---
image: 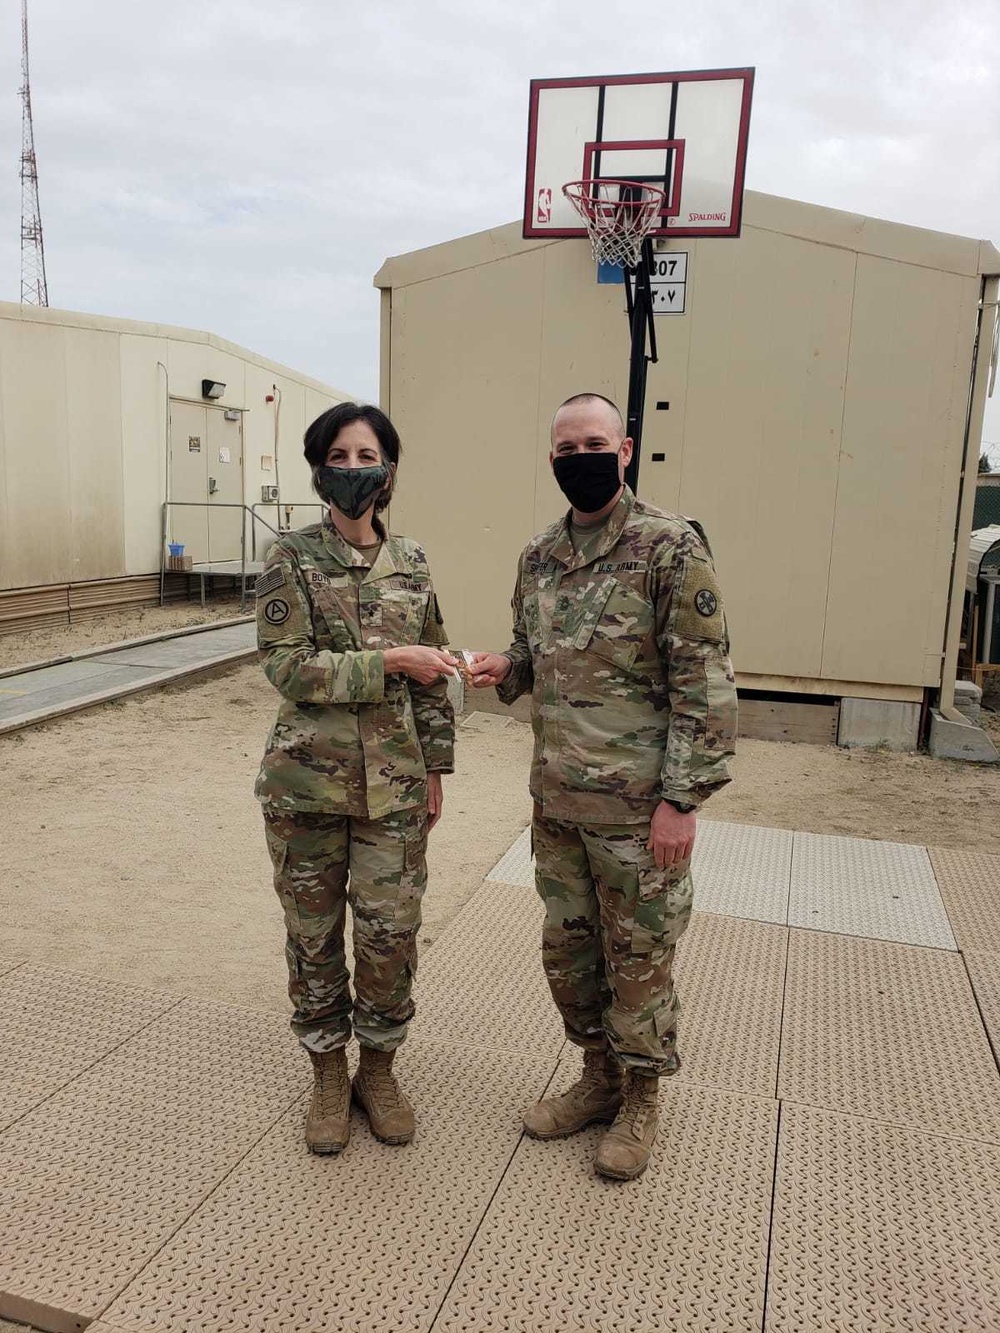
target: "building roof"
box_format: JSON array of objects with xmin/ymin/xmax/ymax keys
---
[
  {"xmin": 374, "ymin": 190, "xmax": 1000, "ymax": 291},
  {"xmin": 968, "ymin": 526, "xmax": 1000, "ymax": 590},
  {"xmin": 0, "ymin": 301, "xmax": 350, "ymax": 400}
]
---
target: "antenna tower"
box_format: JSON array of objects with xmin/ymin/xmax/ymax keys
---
[{"xmin": 19, "ymin": 0, "xmax": 48, "ymax": 306}]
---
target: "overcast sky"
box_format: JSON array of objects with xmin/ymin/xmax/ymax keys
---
[{"xmin": 1, "ymin": 0, "xmax": 998, "ymax": 458}]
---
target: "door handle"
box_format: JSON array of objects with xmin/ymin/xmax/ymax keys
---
[{"xmin": 208, "ymin": 477, "xmax": 219, "ymax": 495}]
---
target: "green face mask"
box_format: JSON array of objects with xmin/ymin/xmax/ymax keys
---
[{"xmin": 315, "ymin": 465, "xmax": 389, "ymax": 520}]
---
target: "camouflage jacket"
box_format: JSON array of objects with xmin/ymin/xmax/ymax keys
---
[
  {"xmin": 497, "ymin": 487, "xmax": 736, "ymax": 822},
  {"xmin": 254, "ymin": 517, "xmax": 455, "ymax": 818}
]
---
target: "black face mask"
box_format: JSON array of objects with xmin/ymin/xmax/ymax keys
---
[
  {"xmin": 315, "ymin": 465, "xmax": 389, "ymax": 520},
  {"xmin": 551, "ymin": 451, "xmax": 622, "ymax": 514}
]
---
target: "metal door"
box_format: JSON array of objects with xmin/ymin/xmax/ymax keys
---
[
  {"xmin": 168, "ymin": 401, "xmax": 210, "ymax": 562},
  {"xmin": 206, "ymin": 410, "xmax": 244, "ymax": 561}
]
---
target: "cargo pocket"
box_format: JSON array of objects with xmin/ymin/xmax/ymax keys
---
[
  {"xmin": 264, "ymin": 824, "xmax": 289, "ymax": 874},
  {"xmin": 379, "ymin": 589, "xmax": 428, "ymax": 646},
  {"xmin": 264, "ymin": 824, "xmax": 304, "ymax": 933},
  {"xmin": 631, "ymin": 856, "xmax": 692, "ymax": 955},
  {"xmin": 394, "ymin": 817, "xmax": 428, "ymax": 930},
  {"xmin": 576, "ymin": 577, "xmax": 653, "ymax": 672}
]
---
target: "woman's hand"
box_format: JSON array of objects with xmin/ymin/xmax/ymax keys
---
[
  {"xmin": 468, "ymin": 652, "xmax": 512, "ymax": 688},
  {"xmin": 427, "ymin": 772, "xmax": 444, "ymax": 831},
  {"xmin": 383, "ymin": 646, "xmax": 458, "ymax": 685}
]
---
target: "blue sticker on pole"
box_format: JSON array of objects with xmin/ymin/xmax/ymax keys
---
[{"xmin": 597, "ymin": 261, "xmax": 624, "ymax": 285}]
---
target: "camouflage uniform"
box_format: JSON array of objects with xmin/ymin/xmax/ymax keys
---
[
  {"xmin": 255, "ymin": 515, "xmax": 454, "ymax": 1054},
  {"xmin": 498, "ymin": 487, "xmax": 737, "ymax": 1074}
]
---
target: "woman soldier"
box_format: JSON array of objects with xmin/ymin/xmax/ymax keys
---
[{"xmin": 255, "ymin": 403, "xmax": 456, "ymax": 1154}]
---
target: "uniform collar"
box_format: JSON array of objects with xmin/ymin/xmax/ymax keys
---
[
  {"xmin": 320, "ymin": 514, "xmax": 414, "ymax": 582},
  {"xmin": 548, "ymin": 487, "xmax": 636, "ymax": 570}
]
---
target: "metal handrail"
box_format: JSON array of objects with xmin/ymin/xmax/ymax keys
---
[
  {"xmin": 159, "ymin": 501, "xmax": 326, "ymax": 610},
  {"xmin": 159, "ymin": 501, "xmax": 278, "ymax": 612},
  {"xmin": 249, "ymin": 502, "xmax": 325, "ymax": 558}
]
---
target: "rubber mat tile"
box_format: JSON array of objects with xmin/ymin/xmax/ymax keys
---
[
  {"xmin": 100, "ymin": 1037, "xmax": 556, "ymax": 1333},
  {"xmin": 766, "ymin": 1102, "xmax": 1000, "ymax": 1332},
  {"xmin": 0, "ymin": 661, "xmax": 150, "ymax": 723},
  {"xmin": 423, "ymin": 874, "xmax": 541, "ymax": 959},
  {"xmin": 0, "ymin": 966, "xmax": 180, "ymax": 1133},
  {"xmin": 778, "ymin": 930, "xmax": 1000, "ymax": 1143},
  {"xmin": 673, "ymin": 913, "xmax": 788, "ymax": 1098},
  {"xmin": 0, "ymin": 996, "xmax": 306, "ymax": 1332},
  {"xmin": 964, "ymin": 950, "xmax": 1000, "ymax": 1064},
  {"xmin": 417, "ymin": 879, "xmax": 563, "ymax": 1057},
  {"xmin": 485, "ymin": 826, "xmax": 534, "ymax": 887},
  {"xmin": 929, "ymin": 847, "xmax": 1000, "ymax": 952},
  {"xmin": 434, "ymin": 1081, "xmax": 777, "ymax": 1333},
  {"xmin": 789, "ymin": 831, "xmax": 956, "ymax": 949},
  {"xmin": 692, "ymin": 820, "xmax": 792, "ymax": 925},
  {"xmin": 89, "ymin": 623, "xmax": 256, "ymax": 669}
]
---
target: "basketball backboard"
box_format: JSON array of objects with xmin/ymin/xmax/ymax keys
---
[{"xmin": 523, "ymin": 68, "xmax": 754, "ymax": 240}]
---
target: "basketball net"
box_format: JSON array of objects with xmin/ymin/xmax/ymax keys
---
[{"xmin": 562, "ymin": 179, "xmax": 666, "ymax": 269}]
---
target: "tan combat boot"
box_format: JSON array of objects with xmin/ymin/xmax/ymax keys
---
[
  {"xmin": 352, "ymin": 1046, "xmax": 415, "ymax": 1144},
  {"xmin": 305, "ymin": 1048, "xmax": 351, "ymax": 1155},
  {"xmin": 522, "ymin": 1048, "xmax": 623, "ymax": 1140},
  {"xmin": 594, "ymin": 1070, "xmax": 660, "ymax": 1180}
]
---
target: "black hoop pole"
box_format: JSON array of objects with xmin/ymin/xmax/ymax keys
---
[{"xmin": 624, "ymin": 236, "xmax": 658, "ymax": 495}]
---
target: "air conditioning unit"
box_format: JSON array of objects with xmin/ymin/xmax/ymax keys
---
[{"xmin": 261, "ymin": 485, "xmax": 279, "ymax": 502}]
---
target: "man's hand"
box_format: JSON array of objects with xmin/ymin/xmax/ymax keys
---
[
  {"xmin": 647, "ymin": 800, "xmax": 696, "ymax": 870},
  {"xmin": 427, "ymin": 772, "xmax": 444, "ymax": 831},
  {"xmin": 468, "ymin": 652, "xmax": 512, "ymax": 688},
  {"xmin": 383, "ymin": 646, "xmax": 457, "ymax": 685}
]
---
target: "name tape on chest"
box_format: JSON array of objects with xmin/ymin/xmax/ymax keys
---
[
  {"xmin": 384, "ymin": 574, "xmax": 427, "ymax": 591},
  {"xmin": 526, "ymin": 557, "xmax": 558, "ymax": 576},
  {"xmin": 595, "ymin": 560, "xmax": 646, "ymax": 575},
  {"xmin": 255, "ymin": 565, "xmax": 286, "ymax": 598}
]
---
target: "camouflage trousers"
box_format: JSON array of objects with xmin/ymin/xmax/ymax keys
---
[
  {"xmin": 532, "ymin": 812, "xmax": 694, "ymax": 1076},
  {"xmin": 263, "ymin": 806, "xmax": 428, "ymax": 1055}
]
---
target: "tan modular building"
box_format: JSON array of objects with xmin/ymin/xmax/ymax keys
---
[
  {"xmin": 375, "ymin": 191, "xmax": 1000, "ymax": 751},
  {"xmin": 0, "ymin": 302, "xmax": 350, "ymax": 631}
]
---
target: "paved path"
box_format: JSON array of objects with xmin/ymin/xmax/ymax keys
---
[
  {"xmin": 1, "ymin": 821, "xmax": 999, "ymax": 1331},
  {"xmin": 0, "ymin": 620, "xmax": 256, "ymax": 734}
]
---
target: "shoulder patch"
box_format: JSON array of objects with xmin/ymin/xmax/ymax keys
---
[
  {"xmin": 255, "ymin": 565, "xmax": 287, "ymax": 598},
  {"xmin": 672, "ymin": 555, "xmax": 726, "ymax": 643},
  {"xmin": 262, "ymin": 597, "xmax": 291, "ymax": 626}
]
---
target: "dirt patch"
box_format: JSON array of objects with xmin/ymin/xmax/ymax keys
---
[
  {"xmin": 2, "ymin": 662, "xmax": 998, "ymax": 1023},
  {"xmin": 710, "ymin": 734, "xmax": 1000, "ymax": 850},
  {"xmin": 0, "ymin": 597, "xmax": 246, "ymax": 671},
  {"xmin": 0, "ymin": 670, "xmax": 532, "ymax": 1016}
]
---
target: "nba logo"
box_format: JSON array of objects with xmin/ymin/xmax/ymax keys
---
[{"xmin": 536, "ymin": 188, "xmax": 552, "ymax": 224}]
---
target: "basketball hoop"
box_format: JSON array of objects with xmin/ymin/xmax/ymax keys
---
[{"xmin": 562, "ymin": 179, "xmax": 666, "ymax": 269}]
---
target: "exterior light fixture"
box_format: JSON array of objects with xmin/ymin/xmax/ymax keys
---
[{"xmin": 201, "ymin": 379, "xmax": 226, "ymax": 400}]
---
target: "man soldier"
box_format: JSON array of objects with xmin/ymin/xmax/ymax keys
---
[{"xmin": 471, "ymin": 393, "xmax": 737, "ymax": 1180}]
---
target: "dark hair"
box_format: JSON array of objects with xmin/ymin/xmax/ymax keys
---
[{"xmin": 304, "ymin": 402, "xmax": 402, "ymax": 529}]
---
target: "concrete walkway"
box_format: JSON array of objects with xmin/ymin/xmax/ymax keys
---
[
  {"xmin": 0, "ymin": 620, "xmax": 256, "ymax": 734},
  {"xmin": 1, "ymin": 821, "xmax": 999, "ymax": 1331}
]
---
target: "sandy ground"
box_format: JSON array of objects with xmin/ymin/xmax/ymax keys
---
[
  {"xmin": 2, "ymin": 602, "xmax": 999, "ymax": 1022},
  {"xmin": 0, "ymin": 666, "xmax": 533, "ymax": 1016},
  {"xmin": 0, "ymin": 597, "xmax": 247, "ymax": 671}
]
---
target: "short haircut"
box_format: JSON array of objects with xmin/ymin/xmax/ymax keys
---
[{"xmin": 552, "ymin": 392, "xmax": 625, "ymax": 438}]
